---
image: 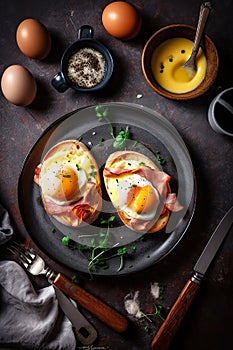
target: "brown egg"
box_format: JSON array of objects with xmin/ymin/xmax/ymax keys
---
[
  {"xmin": 16, "ymin": 18, "xmax": 51, "ymax": 59},
  {"xmin": 102, "ymin": 1, "xmax": 142, "ymax": 40},
  {"xmin": 1, "ymin": 65, "xmax": 37, "ymax": 106}
]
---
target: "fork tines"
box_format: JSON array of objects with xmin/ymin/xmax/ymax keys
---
[{"xmin": 8, "ymin": 241, "xmax": 35, "ymax": 266}]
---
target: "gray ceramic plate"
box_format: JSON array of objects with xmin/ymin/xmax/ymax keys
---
[{"xmin": 18, "ymin": 102, "xmax": 196, "ymax": 276}]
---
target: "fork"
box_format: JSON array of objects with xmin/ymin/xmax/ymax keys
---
[{"xmin": 8, "ymin": 242, "xmax": 128, "ymax": 333}]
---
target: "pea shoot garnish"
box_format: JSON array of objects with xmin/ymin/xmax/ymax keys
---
[
  {"xmin": 95, "ymin": 105, "xmax": 114, "ymax": 138},
  {"xmin": 113, "ymin": 127, "xmax": 130, "ymax": 149},
  {"xmin": 140, "ymin": 304, "xmax": 165, "ymax": 321},
  {"xmin": 124, "ymin": 288, "xmax": 165, "ymax": 334},
  {"xmin": 60, "ymin": 215, "xmax": 137, "ymax": 279},
  {"xmin": 95, "ymin": 105, "xmax": 131, "ymax": 149},
  {"xmin": 116, "ymin": 246, "xmax": 128, "ymax": 271}
]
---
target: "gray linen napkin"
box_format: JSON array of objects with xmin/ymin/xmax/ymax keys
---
[{"xmin": 0, "ymin": 204, "xmax": 76, "ymax": 350}]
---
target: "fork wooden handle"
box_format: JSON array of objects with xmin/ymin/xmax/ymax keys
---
[{"xmin": 53, "ymin": 273, "xmax": 128, "ymax": 333}]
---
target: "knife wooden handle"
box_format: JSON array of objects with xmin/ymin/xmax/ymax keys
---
[
  {"xmin": 53, "ymin": 273, "xmax": 128, "ymax": 333},
  {"xmin": 151, "ymin": 279, "xmax": 200, "ymax": 350}
]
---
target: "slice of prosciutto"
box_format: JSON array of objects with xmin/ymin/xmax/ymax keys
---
[{"xmin": 104, "ymin": 165, "xmax": 182, "ymax": 213}]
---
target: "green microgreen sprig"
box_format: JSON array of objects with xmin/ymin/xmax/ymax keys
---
[
  {"xmin": 95, "ymin": 105, "xmax": 130, "ymax": 150},
  {"xmin": 95, "ymin": 106, "xmax": 114, "ymax": 138},
  {"xmin": 155, "ymin": 150, "xmax": 166, "ymax": 166},
  {"xmin": 113, "ymin": 127, "xmax": 130, "ymax": 149},
  {"xmin": 61, "ymin": 215, "xmax": 135, "ymax": 279},
  {"xmin": 140, "ymin": 304, "xmax": 165, "ymax": 322}
]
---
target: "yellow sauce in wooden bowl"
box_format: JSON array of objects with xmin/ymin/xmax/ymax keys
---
[{"xmin": 151, "ymin": 37, "xmax": 207, "ymax": 94}]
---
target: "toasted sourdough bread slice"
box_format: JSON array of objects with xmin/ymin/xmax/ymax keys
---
[
  {"xmin": 34, "ymin": 140, "xmax": 102, "ymax": 227},
  {"xmin": 103, "ymin": 151, "xmax": 170, "ymax": 233}
]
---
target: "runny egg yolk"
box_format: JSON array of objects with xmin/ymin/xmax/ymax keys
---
[
  {"xmin": 55, "ymin": 165, "xmax": 78, "ymax": 201},
  {"xmin": 128, "ymin": 184, "xmax": 156, "ymax": 214}
]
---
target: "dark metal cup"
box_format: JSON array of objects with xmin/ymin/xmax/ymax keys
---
[{"xmin": 52, "ymin": 25, "xmax": 114, "ymax": 93}]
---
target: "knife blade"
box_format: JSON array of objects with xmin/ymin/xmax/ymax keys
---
[
  {"xmin": 55, "ymin": 287, "xmax": 98, "ymax": 345},
  {"xmin": 151, "ymin": 206, "xmax": 233, "ymax": 350},
  {"xmin": 193, "ymin": 206, "xmax": 233, "ymax": 282}
]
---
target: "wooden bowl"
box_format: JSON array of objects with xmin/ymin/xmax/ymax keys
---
[{"xmin": 142, "ymin": 24, "xmax": 219, "ymax": 100}]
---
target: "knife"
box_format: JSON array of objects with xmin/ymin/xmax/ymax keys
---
[
  {"xmin": 151, "ymin": 206, "xmax": 233, "ymax": 350},
  {"xmin": 55, "ymin": 287, "xmax": 98, "ymax": 345}
]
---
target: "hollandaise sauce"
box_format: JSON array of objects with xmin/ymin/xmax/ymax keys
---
[{"xmin": 151, "ymin": 37, "xmax": 207, "ymax": 94}]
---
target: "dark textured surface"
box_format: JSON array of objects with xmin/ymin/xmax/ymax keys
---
[{"xmin": 0, "ymin": 1, "xmax": 233, "ymax": 349}]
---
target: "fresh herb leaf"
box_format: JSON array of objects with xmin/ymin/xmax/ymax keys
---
[
  {"xmin": 116, "ymin": 247, "xmax": 127, "ymax": 271},
  {"xmin": 90, "ymin": 238, "xmax": 95, "ymax": 247},
  {"xmin": 117, "ymin": 247, "xmax": 127, "ymax": 256},
  {"xmin": 71, "ymin": 275, "xmax": 79, "ymax": 284},
  {"xmin": 62, "ymin": 236, "xmax": 70, "ymax": 246},
  {"xmin": 100, "ymin": 215, "xmax": 115, "ymax": 225},
  {"xmin": 153, "ymin": 304, "xmax": 165, "ymax": 320},
  {"xmin": 109, "ymin": 123, "xmax": 115, "ymax": 138},
  {"xmin": 144, "ymin": 325, "xmax": 150, "ymax": 333},
  {"xmin": 99, "ymin": 230, "xmax": 106, "ymax": 238},
  {"xmin": 156, "ymin": 151, "xmax": 166, "ymax": 165},
  {"xmin": 96, "ymin": 105, "xmax": 114, "ymax": 135},
  {"xmin": 159, "ymin": 284, "xmax": 165, "ymax": 300},
  {"xmin": 61, "ymin": 216, "xmax": 129, "ymax": 278},
  {"xmin": 131, "ymin": 246, "xmax": 136, "ymax": 253},
  {"xmin": 113, "ymin": 127, "xmax": 130, "ymax": 149},
  {"xmin": 140, "ymin": 304, "xmax": 165, "ymax": 322},
  {"xmin": 95, "ymin": 105, "xmax": 109, "ymax": 120},
  {"xmin": 95, "ymin": 106, "xmax": 131, "ymax": 148}
]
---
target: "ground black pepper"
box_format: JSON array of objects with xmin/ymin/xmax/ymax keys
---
[{"xmin": 66, "ymin": 48, "xmax": 106, "ymax": 88}]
